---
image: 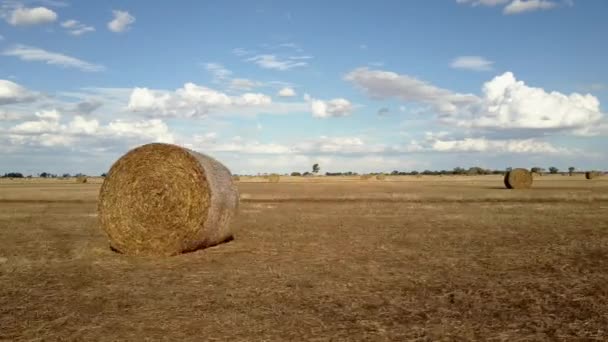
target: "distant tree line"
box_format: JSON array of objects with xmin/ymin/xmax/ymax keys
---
[{"xmin": 1, "ymin": 172, "xmax": 105, "ymax": 178}]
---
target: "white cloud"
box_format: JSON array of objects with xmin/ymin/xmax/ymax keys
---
[
  {"xmin": 246, "ymin": 54, "xmax": 307, "ymax": 70},
  {"xmin": 2, "ymin": 45, "xmax": 105, "ymax": 72},
  {"xmin": 127, "ymin": 82, "xmax": 272, "ymax": 117},
  {"xmin": 347, "ymin": 67, "xmax": 604, "ymax": 134},
  {"xmin": 8, "ymin": 110, "xmax": 174, "ymax": 147},
  {"xmin": 105, "ymin": 119, "xmax": 173, "ymax": 143},
  {"xmin": 430, "ymin": 137, "xmax": 573, "ymax": 155},
  {"xmin": 0, "ymin": 79, "xmax": 38, "ymax": 104},
  {"xmin": 456, "ymin": 0, "xmax": 510, "ymax": 6},
  {"xmin": 345, "ymin": 67, "xmax": 477, "ymax": 114},
  {"xmin": 310, "ymin": 98, "xmax": 353, "ymax": 118},
  {"xmin": 457, "ymin": 0, "xmax": 559, "ymax": 14},
  {"xmin": 450, "ymin": 56, "xmax": 494, "ymax": 71},
  {"xmin": 293, "ymin": 136, "xmax": 385, "ymax": 154},
  {"xmin": 107, "ymin": 10, "xmax": 135, "ymax": 33},
  {"xmin": 229, "ymin": 78, "xmax": 262, "ymax": 91},
  {"xmin": 189, "ymin": 134, "xmax": 290, "ymax": 154},
  {"xmin": 35, "ymin": 109, "xmax": 60, "ymax": 121},
  {"xmin": 453, "ymin": 72, "xmax": 603, "ymax": 132},
  {"xmin": 504, "ymin": 0, "xmax": 557, "ymax": 14},
  {"xmin": 278, "ymin": 87, "xmax": 296, "ymax": 97},
  {"xmin": 8, "ymin": 6, "xmax": 57, "ymax": 26},
  {"xmin": 204, "ymin": 63, "xmax": 232, "ymax": 82},
  {"xmin": 61, "ymin": 19, "xmax": 95, "ymax": 36}
]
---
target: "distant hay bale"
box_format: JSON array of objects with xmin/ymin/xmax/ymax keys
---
[
  {"xmin": 375, "ymin": 174, "xmax": 386, "ymax": 181},
  {"xmin": 360, "ymin": 174, "xmax": 372, "ymax": 180},
  {"xmin": 586, "ymin": 171, "xmax": 601, "ymax": 180},
  {"xmin": 233, "ymin": 175, "xmax": 240, "ymax": 182},
  {"xmin": 76, "ymin": 176, "xmax": 87, "ymax": 183},
  {"xmin": 98, "ymin": 143, "xmax": 239, "ymax": 256},
  {"xmin": 504, "ymin": 168, "xmax": 533, "ymax": 189},
  {"xmin": 268, "ymin": 174, "xmax": 280, "ymax": 183}
]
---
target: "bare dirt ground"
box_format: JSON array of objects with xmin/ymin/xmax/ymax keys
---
[{"xmin": 1, "ymin": 175, "xmax": 607, "ymax": 341}]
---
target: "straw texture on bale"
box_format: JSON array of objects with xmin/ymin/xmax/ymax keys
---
[
  {"xmin": 586, "ymin": 171, "xmax": 601, "ymax": 180},
  {"xmin": 504, "ymin": 168, "xmax": 533, "ymax": 189},
  {"xmin": 98, "ymin": 143, "xmax": 239, "ymax": 256}
]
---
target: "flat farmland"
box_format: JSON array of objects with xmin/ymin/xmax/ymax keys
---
[{"xmin": 1, "ymin": 175, "xmax": 607, "ymax": 341}]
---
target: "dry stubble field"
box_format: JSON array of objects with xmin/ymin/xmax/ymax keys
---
[{"xmin": 1, "ymin": 175, "xmax": 607, "ymax": 341}]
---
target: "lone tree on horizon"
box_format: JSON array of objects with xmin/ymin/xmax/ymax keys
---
[
  {"xmin": 312, "ymin": 163, "xmax": 320, "ymax": 174},
  {"xmin": 549, "ymin": 167, "xmax": 559, "ymax": 174},
  {"xmin": 568, "ymin": 166, "xmax": 575, "ymax": 176}
]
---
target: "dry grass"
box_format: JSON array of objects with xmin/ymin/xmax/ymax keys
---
[{"xmin": 1, "ymin": 175, "xmax": 607, "ymax": 340}]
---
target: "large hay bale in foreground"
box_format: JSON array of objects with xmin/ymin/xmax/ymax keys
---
[
  {"xmin": 504, "ymin": 168, "xmax": 533, "ymax": 189},
  {"xmin": 586, "ymin": 171, "xmax": 601, "ymax": 180},
  {"xmin": 98, "ymin": 143, "xmax": 239, "ymax": 256}
]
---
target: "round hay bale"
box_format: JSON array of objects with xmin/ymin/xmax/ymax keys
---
[
  {"xmin": 375, "ymin": 174, "xmax": 386, "ymax": 181},
  {"xmin": 504, "ymin": 168, "xmax": 533, "ymax": 189},
  {"xmin": 76, "ymin": 176, "xmax": 87, "ymax": 183},
  {"xmin": 360, "ymin": 174, "xmax": 372, "ymax": 180},
  {"xmin": 586, "ymin": 171, "xmax": 601, "ymax": 180},
  {"xmin": 98, "ymin": 143, "xmax": 239, "ymax": 256},
  {"xmin": 268, "ymin": 174, "xmax": 280, "ymax": 183}
]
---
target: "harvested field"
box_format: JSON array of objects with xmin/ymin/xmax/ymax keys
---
[{"xmin": 1, "ymin": 175, "xmax": 608, "ymax": 340}]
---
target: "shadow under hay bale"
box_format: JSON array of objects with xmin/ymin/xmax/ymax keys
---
[
  {"xmin": 504, "ymin": 168, "xmax": 533, "ymax": 189},
  {"xmin": 98, "ymin": 143, "xmax": 239, "ymax": 257}
]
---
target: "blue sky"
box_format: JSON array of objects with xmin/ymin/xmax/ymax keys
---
[{"xmin": 1, "ymin": 0, "xmax": 606, "ymax": 175}]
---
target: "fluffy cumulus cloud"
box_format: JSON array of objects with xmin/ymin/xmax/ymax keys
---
[
  {"xmin": 450, "ymin": 56, "xmax": 494, "ymax": 71},
  {"xmin": 0, "ymin": 80, "xmax": 39, "ymax": 105},
  {"xmin": 2, "ymin": 45, "xmax": 105, "ymax": 72},
  {"xmin": 61, "ymin": 19, "xmax": 95, "ymax": 36},
  {"xmin": 6, "ymin": 108, "xmax": 174, "ymax": 148},
  {"xmin": 127, "ymin": 82, "xmax": 272, "ymax": 117},
  {"xmin": 455, "ymin": 72, "xmax": 603, "ymax": 132},
  {"xmin": 310, "ymin": 98, "xmax": 353, "ymax": 118},
  {"xmin": 108, "ymin": 10, "xmax": 135, "ymax": 33},
  {"xmin": 278, "ymin": 87, "xmax": 296, "ymax": 97},
  {"xmin": 347, "ymin": 68, "xmax": 604, "ymax": 134},
  {"xmin": 8, "ymin": 6, "xmax": 57, "ymax": 26}
]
